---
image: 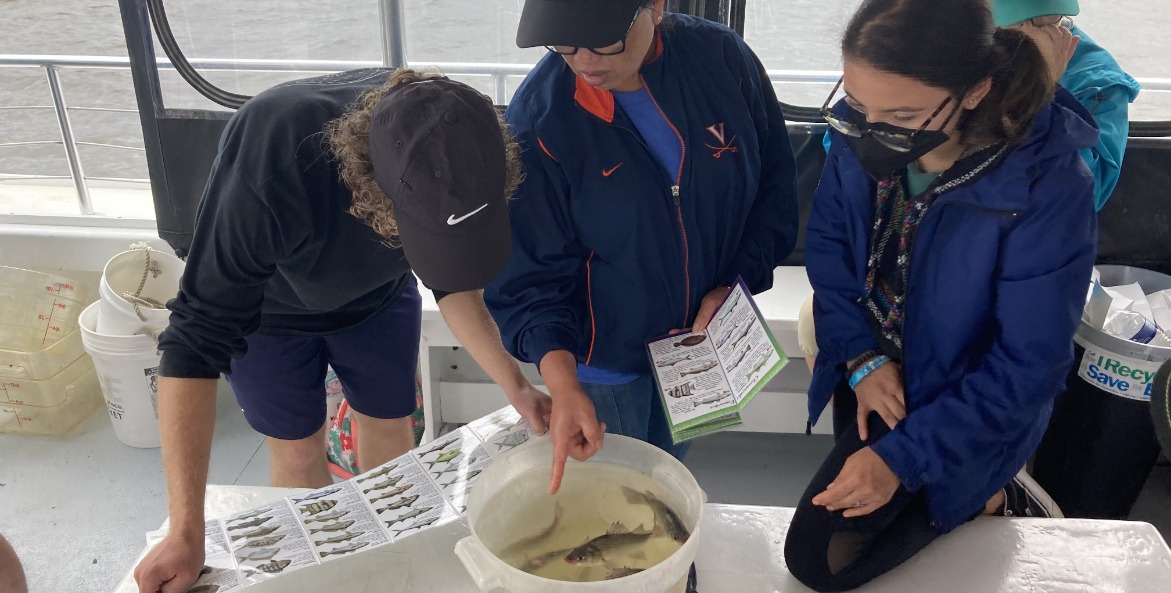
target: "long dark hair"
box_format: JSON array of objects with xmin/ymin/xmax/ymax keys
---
[{"xmin": 842, "ymin": 0, "xmax": 1054, "ymax": 145}]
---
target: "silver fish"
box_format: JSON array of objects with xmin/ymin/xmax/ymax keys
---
[
  {"xmin": 747, "ymin": 352, "xmax": 770, "ymax": 377},
  {"xmin": 383, "ymin": 506, "xmax": 433, "ymax": 527},
  {"xmin": 227, "ymin": 516, "xmax": 272, "ymax": 530},
  {"xmin": 520, "ymin": 547, "xmax": 574, "ymax": 574},
  {"xmin": 656, "ymin": 353, "xmax": 693, "ymax": 367},
  {"xmin": 309, "ymin": 519, "xmax": 355, "ymax": 534},
  {"xmin": 606, "ymin": 566, "xmax": 646, "ymax": 580},
  {"xmin": 230, "ymin": 525, "xmax": 279, "ymax": 541},
  {"xmin": 299, "ymin": 499, "xmax": 338, "ymax": 515},
  {"xmin": 495, "ymin": 431, "xmax": 529, "ymax": 451},
  {"xmin": 393, "ymin": 516, "xmax": 440, "ymax": 537},
  {"xmin": 357, "ymin": 463, "xmax": 399, "ymax": 482},
  {"xmin": 241, "ymin": 534, "xmax": 286, "ymax": 548},
  {"xmin": 499, "ymin": 503, "xmax": 563, "ymax": 559},
  {"xmin": 253, "ymin": 559, "xmax": 291, "ymax": 574},
  {"xmin": 622, "ymin": 487, "xmax": 691, "ymax": 543},
  {"xmin": 294, "ymin": 486, "xmax": 341, "ymax": 502},
  {"xmin": 377, "ymin": 493, "xmax": 420, "ymax": 513},
  {"xmin": 715, "ymin": 318, "xmax": 748, "ymax": 349},
  {"xmin": 306, "ymin": 508, "xmax": 351, "ymax": 523},
  {"xmin": 361, "ymin": 474, "xmax": 404, "ymax": 493},
  {"xmin": 678, "ymin": 360, "xmax": 718, "ymax": 377},
  {"xmin": 236, "ymin": 547, "xmax": 280, "ymax": 562},
  {"xmin": 185, "ymin": 585, "xmax": 220, "ymax": 593},
  {"xmin": 691, "ymin": 391, "xmax": 733, "ymax": 408},
  {"xmin": 320, "ymin": 541, "xmax": 370, "ymax": 558},
  {"xmin": 369, "ymin": 484, "xmax": 413, "ymax": 503},
  {"xmin": 564, "ymin": 523, "xmax": 654, "ymax": 566},
  {"xmin": 318, "ymin": 530, "xmax": 363, "ymax": 545},
  {"xmin": 713, "ymin": 291, "xmax": 741, "ymax": 326}
]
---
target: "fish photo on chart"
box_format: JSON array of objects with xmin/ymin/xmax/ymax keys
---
[
  {"xmin": 306, "ymin": 508, "xmax": 351, "ymax": 523},
  {"xmin": 309, "ymin": 519, "xmax": 355, "ymax": 534},
  {"xmin": 230, "ymin": 525, "xmax": 279, "ymax": 541},
  {"xmin": 673, "ymin": 334, "xmax": 707, "ymax": 348},
  {"xmin": 656, "ymin": 352, "xmax": 693, "ymax": 367},
  {"xmin": 233, "ymin": 508, "xmax": 269, "ymax": 520},
  {"xmin": 392, "ymin": 516, "xmax": 441, "ymax": 537},
  {"xmin": 361, "ymin": 474, "xmax": 404, "ymax": 493},
  {"xmin": 184, "ymin": 585, "xmax": 220, "ymax": 593},
  {"xmin": 440, "ymin": 469, "xmax": 481, "ymax": 488},
  {"xmin": 383, "ymin": 506, "xmax": 434, "ymax": 527},
  {"xmin": 678, "ymin": 360, "xmax": 717, "ymax": 377},
  {"xmin": 666, "ymin": 382, "xmax": 697, "ymax": 399},
  {"xmin": 424, "ymin": 448, "xmax": 462, "ymax": 469},
  {"xmin": 226, "ymin": 516, "xmax": 272, "ymax": 530},
  {"xmin": 494, "ymin": 430, "xmax": 529, "ymax": 452},
  {"xmin": 368, "ymin": 483, "xmax": 414, "ymax": 503},
  {"xmin": 376, "ymin": 493, "xmax": 420, "ymax": 513},
  {"xmin": 419, "ymin": 437, "xmax": 457, "ymax": 457},
  {"xmin": 293, "ymin": 486, "xmax": 341, "ymax": 502},
  {"xmin": 237, "ymin": 547, "xmax": 281, "ymax": 563},
  {"xmin": 320, "ymin": 541, "xmax": 370, "ymax": 558},
  {"xmin": 299, "ymin": 499, "xmax": 339, "ymax": 515},
  {"xmin": 241, "ymin": 534, "xmax": 286, "ymax": 548},
  {"xmin": 357, "ymin": 463, "xmax": 399, "ymax": 482},
  {"xmin": 318, "ymin": 530, "xmax": 363, "ymax": 545},
  {"xmin": 691, "ymin": 390, "xmax": 733, "ymax": 409}
]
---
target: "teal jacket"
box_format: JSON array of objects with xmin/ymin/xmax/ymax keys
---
[{"xmin": 1064, "ymin": 26, "xmax": 1141, "ymax": 210}]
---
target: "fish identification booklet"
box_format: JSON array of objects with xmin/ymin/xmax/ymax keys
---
[{"xmin": 646, "ymin": 278, "xmax": 788, "ymax": 443}]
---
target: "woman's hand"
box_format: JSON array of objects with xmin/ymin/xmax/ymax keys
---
[
  {"xmin": 853, "ymin": 361, "xmax": 906, "ymax": 441},
  {"xmin": 691, "ymin": 285, "xmax": 734, "ymax": 333},
  {"xmin": 811, "ymin": 447, "xmax": 901, "ymax": 518},
  {"xmin": 545, "ymin": 388, "xmax": 605, "ymax": 494},
  {"xmin": 1020, "ymin": 20, "xmax": 1080, "ymax": 84},
  {"xmin": 504, "ymin": 383, "xmax": 553, "ymax": 436}
]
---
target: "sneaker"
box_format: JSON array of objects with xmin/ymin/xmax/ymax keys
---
[
  {"xmin": 1002, "ymin": 470, "xmax": 1064, "ymax": 518},
  {"xmin": 686, "ymin": 562, "xmax": 698, "ymax": 593}
]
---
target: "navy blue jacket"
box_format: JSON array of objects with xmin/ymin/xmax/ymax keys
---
[
  {"xmin": 486, "ymin": 14, "xmax": 799, "ymax": 374},
  {"xmin": 807, "ymin": 89, "xmax": 1099, "ymax": 532}
]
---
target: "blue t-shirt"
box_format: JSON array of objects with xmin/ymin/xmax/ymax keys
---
[{"xmin": 576, "ymin": 87, "xmax": 683, "ymax": 386}]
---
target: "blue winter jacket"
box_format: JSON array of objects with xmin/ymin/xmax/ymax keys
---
[
  {"xmin": 486, "ymin": 15, "xmax": 799, "ymax": 374},
  {"xmin": 807, "ymin": 89, "xmax": 1099, "ymax": 532}
]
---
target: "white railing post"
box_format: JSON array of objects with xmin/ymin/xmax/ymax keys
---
[{"xmin": 44, "ymin": 64, "xmax": 94, "ymax": 215}]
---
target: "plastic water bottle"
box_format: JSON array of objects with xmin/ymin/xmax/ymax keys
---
[{"xmin": 1103, "ymin": 310, "xmax": 1159, "ymax": 344}]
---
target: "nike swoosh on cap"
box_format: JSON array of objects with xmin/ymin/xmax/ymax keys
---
[{"xmin": 447, "ymin": 203, "xmax": 489, "ymax": 225}]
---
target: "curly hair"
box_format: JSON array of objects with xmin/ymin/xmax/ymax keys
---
[{"xmin": 325, "ymin": 68, "xmax": 523, "ymax": 244}]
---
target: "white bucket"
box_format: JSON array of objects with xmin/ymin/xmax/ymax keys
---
[
  {"xmin": 79, "ymin": 301, "xmax": 162, "ymax": 448},
  {"xmin": 455, "ymin": 435, "xmax": 704, "ymax": 593},
  {"xmin": 97, "ymin": 246, "xmax": 184, "ymax": 337}
]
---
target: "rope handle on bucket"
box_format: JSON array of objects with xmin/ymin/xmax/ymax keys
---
[{"xmin": 121, "ymin": 242, "xmax": 168, "ymax": 323}]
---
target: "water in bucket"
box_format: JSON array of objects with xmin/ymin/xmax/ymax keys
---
[{"xmin": 478, "ymin": 465, "xmax": 686, "ymax": 582}]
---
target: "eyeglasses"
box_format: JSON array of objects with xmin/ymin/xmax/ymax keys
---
[
  {"xmin": 546, "ymin": 8, "xmax": 643, "ymax": 56},
  {"xmin": 820, "ymin": 77, "xmax": 963, "ymax": 153},
  {"xmin": 1027, "ymin": 15, "xmax": 1074, "ymax": 29}
]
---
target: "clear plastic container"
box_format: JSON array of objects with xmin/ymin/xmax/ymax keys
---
[
  {"xmin": 0, "ymin": 326, "xmax": 87, "ymax": 380},
  {"xmin": 0, "ymin": 366, "xmax": 102, "ymax": 436},
  {"xmin": 0, "ymin": 353, "xmax": 96, "ymax": 408},
  {"xmin": 0, "ymin": 284, "xmax": 87, "ymax": 348},
  {"xmin": 0, "ymin": 265, "xmax": 90, "ymax": 302}
]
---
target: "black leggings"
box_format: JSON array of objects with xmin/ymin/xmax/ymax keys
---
[{"xmin": 783, "ymin": 387, "xmax": 940, "ymax": 592}]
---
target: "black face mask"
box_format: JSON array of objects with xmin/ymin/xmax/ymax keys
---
[{"xmin": 842, "ymin": 106, "xmax": 951, "ymax": 181}]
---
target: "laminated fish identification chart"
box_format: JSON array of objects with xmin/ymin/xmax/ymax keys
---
[{"xmin": 161, "ymin": 407, "xmax": 535, "ymax": 591}]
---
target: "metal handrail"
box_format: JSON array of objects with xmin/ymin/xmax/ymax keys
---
[{"xmin": 3, "ymin": 52, "xmax": 1171, "ymax": 219}]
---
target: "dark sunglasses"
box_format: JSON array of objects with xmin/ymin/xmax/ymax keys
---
[
  {"xmin": 820, "ymin": 77, "xmax": 964, "ymax": 153},
  {"xmin": 546, "ymin": 8, "xmax": 643, "ymax": 56}
]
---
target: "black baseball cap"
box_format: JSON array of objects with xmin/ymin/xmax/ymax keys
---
[
  {"xmin": 368, "ymin": 78, "xmax": 511, "ymax": 293},
  {"xmin": 516, "ymin": 0, "xmax": 645, "ymax": 49}
]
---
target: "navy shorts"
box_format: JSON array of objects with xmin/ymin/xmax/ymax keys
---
[{"xmin": 226, "ymin": 279, "xmax": 422, "ymax": 440}]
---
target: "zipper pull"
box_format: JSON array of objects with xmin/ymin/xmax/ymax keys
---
[{"xmin": 671, "ymin": 185, "xmax": 681, "ymax": 207}]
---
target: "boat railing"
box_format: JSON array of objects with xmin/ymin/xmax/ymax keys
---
[{"xmin": 2, "ymin": 53, "xmax": 1170, "ymax": 219}]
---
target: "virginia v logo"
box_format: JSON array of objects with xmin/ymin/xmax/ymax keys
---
[{"xmin": 704, "ymin": 123, "xmax": 738, "ymax": 159}]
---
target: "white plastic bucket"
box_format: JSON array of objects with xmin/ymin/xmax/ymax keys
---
[
  {"xmin": 79, "ymin": 301, "xmax": 162, "ymax": 448},
  {"xmin": 97, "ymin": 246, "xmax": 184, "ymax": 337},
  {"xmin": 455, "ymin": 435, "xmax": 704, "ymax": 593}
]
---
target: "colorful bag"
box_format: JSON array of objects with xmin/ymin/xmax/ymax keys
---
[{"xmin": 325, "ymin": 367, "xmax": 425, "ymax": 479}]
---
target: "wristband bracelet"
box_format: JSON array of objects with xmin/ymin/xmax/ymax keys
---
[
  {"xmin": 848, "ymin": 355, "xmax": 891, "ymax": 390},
  {"xmin": 847, "ymin": 350, "xmax": 881, "ymax": 374}
]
